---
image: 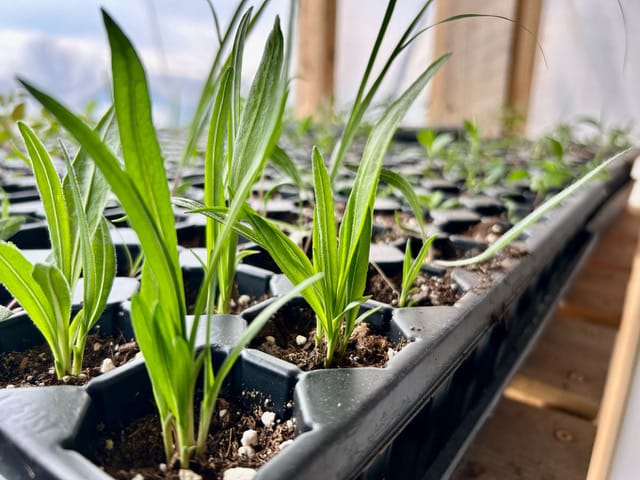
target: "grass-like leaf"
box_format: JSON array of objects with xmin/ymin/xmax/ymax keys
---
[
  {"xmin": 62, "ymin": 148, "xmax": 116, "ymax": 375},
  {"xmin": 328, "ymin": 0, "xmax": 435, "ymax": 181},
  {"xmin": 188, "ymin": 52, "xmax": 450, "ymax": 367},
  {"xmin": 2, "ymin": 120, "xmax": 117, "ymax": 378},
  {"xmin": 0, "ymin": 217, "xmax": 24, "ymax": 241},
  {"xmin": 103, "ymin": 12, "xmax": 179, "ymax": 265},
  {"xmin": 18, "ymin": 122, "xmax": 72, "ymax": 280},
  {"xmin": 0, "ymin": 243, "xmax": 56, "ymax": 346},
  {"xmin": 32, "ymin": 263, "xmax": 71, "ymax": 377},
  {"xmin": 23, "ymin": 8, "xmax": 303, "ymax": 468},
  {"xmin": 399, "ymin": 235, "xmax": 437, "ymax": 307},
  {"xmin": 435, "ymin": 148, "xmax": 635, "ymax": 267}
]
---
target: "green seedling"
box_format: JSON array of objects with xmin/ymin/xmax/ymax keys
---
[
  {"xmin": 21, "ymin": 9, "xmax": 319, "ymax": 467},
  {"xmin": 327, "ymin": 0, "xmax": 444, "ymax": 182},
  {"xmin": 171, "ymin": 0, "xmax": 269, "ymax": 193},
  {"xmin": 0, "ymin": 112, "xmax": 116, "ymax": 378},
  {"xmin": 417, "ymin": 128, "xmax": 454, "ymax": 175},
  {"xmin": 182, "ymin": 53, "xmax": 451, "ymax": 367},
  {"xmin": 418, "ymin": 190, "xmax": 459, "ymax": 211},
  {"xmin": 435, "ymin": 148, "xmax": 635, "ymax": 268},
  {"xmin": 199, "ymin": 3, "xmax": 294, "ymax": 314},
  {"xmin": 417, "ymin": 129, "xmax": 455, "ymax": 160},
  {"xmin": 398, "ymin": 235, "xmax": 437, "ymax": 307},
  {"xmin": 0, "ymin": 188, "xmax": 25, "ymax": 240}
]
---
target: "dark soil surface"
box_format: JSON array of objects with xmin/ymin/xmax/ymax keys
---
[
  {"xmin": 251, "ymin": 302, "xmax": 406, "ymax": 370},
  {"xmin": 372, "ymin": 211, "xmax": 423, "ymax": 243},
  {"xmin": 464, "ymin": 245, "xmax": 529, "ymax": 274},
  {"xmin": 459, "ymin": 216, "xmax": 511, "ymax": 243},
  {"xmin": 185, "ymin": 281, "xmax": 269, "ymax": 315},
  {"xmin": 366, "ymin": 268, "xmax": 462, "ymax": 307},
  {"xmin": 0, "ymin": 331, "xmax": 138, "ymax": 388},
  {"xmin": 88, "ymin": 396, "xmax": 295, "ymax": 480}
]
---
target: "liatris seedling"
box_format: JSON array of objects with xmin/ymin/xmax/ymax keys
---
[
  {"xmin": 0, "ymin": 112, "xmax": 116, "ymax": 378},
  {"xmin": 21, "ymin": 8, "xmax": 319, "ymax": 468}
]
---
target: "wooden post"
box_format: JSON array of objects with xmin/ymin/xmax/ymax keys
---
[
  {"xmin": 506, "ymin": 0, "xmax": 543, "ymax": 133},
  {"xmin": 294, "ymin": 0, "xmax": 336, "ymax": 120},
  {"xmin": 428, "ymin": 0, "xmax": 543, "ymax": 135},
  {"xmin": 587, "ymin": 173, "xmax": 640, "ymax": 479}
]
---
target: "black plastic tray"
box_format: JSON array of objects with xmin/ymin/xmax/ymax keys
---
[{"xmin": 0, "ymin": 150, "xmax": 635, "ymax": 479}]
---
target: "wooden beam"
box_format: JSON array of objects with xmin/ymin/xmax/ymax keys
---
[
  {"xmin": 428, "ymin": 0, "xmax": 518, "ymax": 136},
  {"xmin": 505, "ymin": 374, "xmax": 600, "ymax": 421},
  {"xmin": 294, "ymin": 0, "xmax": 336, "ymax": 120},
  {"xmin": 515, "ymin": 316, "xmax": 616, "ymax": 408},
  {"xmin": 560, "ymin": 198, "xmax": 640, "ymax": 328},
  {"xmin": 506, "ymin": 0, "xmax": 544, "ymax": 133},
  {"xmin": 453, "ymin": 399, "xmax": 595, "ymax": 480},
  {"xmin": 587, "ymin": 212, "xmax": 640, "ymax": 479}
]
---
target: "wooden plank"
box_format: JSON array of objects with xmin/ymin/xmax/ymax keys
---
[
  {"xmin": 294, "ymin": 0, "xmax": 336, "ymax": 119},
  {"xmin": 509, "ymin": 316, "xmax": 616, "ymax": 410},
  {"xmin": 505, "ymin": 375, "xmax": 599, "ymax": 420},
  {"xmin": 587, "ymin": 228, "xmax": 640, "ymax": 479},
  {"xmin": 506, "ymin": 0, "xmax": 543, "ymax": 133},
  {"xmin": 453, "ymin": 398, "xmax": 595, "ymax": 480},
  {"xmin": 560, "ymin": 269, "xmax": 632, "ymax": 325},
  {"xmin": 428, "ymin": 0, "xmax": 517, "ymax": 135},
  {"xmin": 559, "ymin": 206, "xmax": 640, "ymax": 327}
]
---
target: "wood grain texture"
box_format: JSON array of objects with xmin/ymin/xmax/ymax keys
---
[
  {"xmin": 505, "ymin": 374, "xmax": 599, "ymax": 420},
  {"xmin": 506, "ymin": 0, "xmax": 543, "ymax": 131},
  {"xmin": 510, "ymin": 316, "xmax": 616, "ymax": 412},
  {"xmin": 587, "ymin": 229, "xmax": 640, "ymax": 479},
  {"xmin": 294, "ymin": 0, "xmax": 336, "ymax": 119},
  {"xmin": 560, "ymin": 207, "xmax": 640, "ymax": 327},
  {"xmin": 428, "ymin": 0, "xmax": 517, "ymax": 135},
  {"xmin": 453, "ymin": 399, "xmax": 595, "ymax": 480},
  {"xmin": 454, "ymin": 188, "xmax": 637, "ymax": 479}
]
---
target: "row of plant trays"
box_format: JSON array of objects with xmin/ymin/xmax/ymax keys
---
[{"xmin": 0, "ymin": 147, "xmax": 636, "ymax": 479}]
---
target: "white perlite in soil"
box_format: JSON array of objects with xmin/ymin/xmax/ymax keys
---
[{"xmin": 223, "ymin": 467, "xmax": 257, "ymax": 480}]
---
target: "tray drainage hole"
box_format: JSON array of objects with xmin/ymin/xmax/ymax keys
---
[{"xmin": 554, "ymin": 428, "xmax": 574, "ymax": 443}]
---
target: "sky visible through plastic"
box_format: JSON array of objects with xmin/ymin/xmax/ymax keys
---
[{"xmin": 1, "ymin": 1, "xmax": 639, "ymax": 135}]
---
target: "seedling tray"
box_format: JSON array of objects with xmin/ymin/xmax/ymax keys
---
[{"xmin": 0, "ymin": 147, "xmax": 635, "ymax": 479}]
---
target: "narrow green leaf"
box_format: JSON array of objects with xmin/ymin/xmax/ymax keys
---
[
  {"xmin": 380, "ymin": 168, "xmax": 426, "ymax": 236},
  {"xmin": 0, "ymin": 217, "xmax": 25, "ymax": 241},
  {"xmin": 329, "ymin": 0, "xmax": 435, "ymax": 180},
  {"xmin": 195, "ymin": 14, "xmax": 285, "ymax": 317},
  {"xmin": 229, "ymin": 10, "xmax": 252, "ymax": 139},
  {"xmin": 435, "ymin": 148, "xmax": 635, "ymax": 267},
  {"xmin": 204, "ymin": 67, "xmax": 233, "ymax": 256},
  {"xmin": 20, "ymin": 79, "xmax": 185, "ymax": 333},
  {"xmin": 130, "ymin": 295, "xmax": 176, "ymax": 415},
  {"xmin": 102, "ymin": 10, "xmax": 178, "ymax": 257},
  {"xmin": 179, "ymin": 0, "xmax": 248, "ymax": 157},
  {"xmin": 32, "ymin": 262, "xmax": 71, "ymax": 375},
  {"xmin": 400, "ymin": 234, "xmax": 437, "ymax": 307},
  {"xmin": 63, "ymin": 108, "xmax": 117, "ymax": 243},
  {"xmin": 86, "ymin": 219, "xmax": 116, "ymax": 327},
  {"xmin": 339, "ymin": 53, "xmax": 450, "ymax": 274},
  {"xmin": 17, "ymin": 122, "xmax": 73, "ymax": 281},
  {"xmin": 311, "ymin": 147, "xmax": 337, "ymax": 307},
  {"xmin": 32, "ymin": 263, "xmax": 71, "ymax": 341},
  {"xmin": 61, "ymin": 150, "xmax": 97, "ymax": 311},
  {"xmin": 229, "ymin": 16, "xmax": 284, "ymax": 192},
  {"xmin": 0, "ymin": 243, "xmax": 56, "ymax": 346},
  {"xmin": 341, "ymin": 208, "xmax": 372, "ymax": 324},
  {"xmin": 270, "ymin": 144, "xmax": 304, "ymax": 192}
]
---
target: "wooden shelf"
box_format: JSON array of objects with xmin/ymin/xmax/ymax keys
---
[
  {"xmin": 453, "ymin": 399, "xmax": 595, "ymax": 480},
  {"xmin": 453, "ymin": 195, "xmax": 640, "ymax": 479}
]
